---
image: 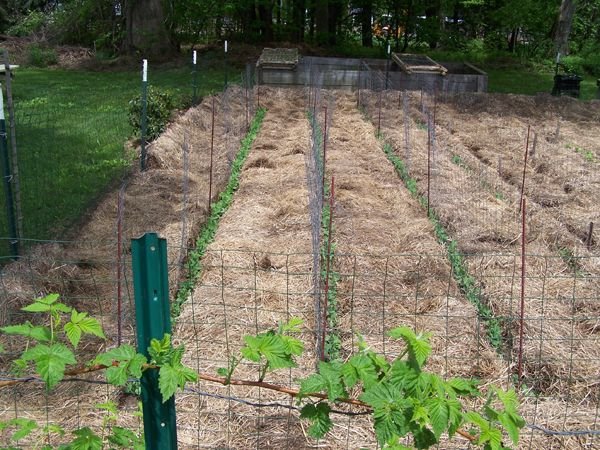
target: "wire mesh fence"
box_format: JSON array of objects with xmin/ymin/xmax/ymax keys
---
[
  {"xmin": 0, "ymin": 240, "xmax": 598, "ymax": 448},
  {"xmin": 0, "ymin": 68, "xmax": 598, "ymax": 449}
]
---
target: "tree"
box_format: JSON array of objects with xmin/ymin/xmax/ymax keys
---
[
  {"xmin": 124, "ymin": 0, "xmax": 176, "ymax": 56},
  {"xmin": 553, "ymin": 0, "xmax": 576, "ymax": 55}
]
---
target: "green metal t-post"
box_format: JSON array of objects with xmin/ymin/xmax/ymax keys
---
[{"xmin": 132, "ymin": 233, "xmax": 177, "ymax": 450}]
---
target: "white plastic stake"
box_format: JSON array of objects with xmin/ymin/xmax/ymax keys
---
[
  {"xmin": 142, "ymin": 59, "xmax": 148, "ymax": 82},
  {"xmin": 193, "ymin": 50, "xmax": 197, "ymax": 65},
  {"xmin": 387, "ymin": 43, "xmax": 391, "ymax": 55},
  {"xmin": 556, "ymin": 52, "xmax": 561, "ymax": 64},
  {"xmin": 0, "ymin": 83, "xmax": 4, "ymax": 121},
  {"xmin": 225, "ymin": 40, "xmax": 228, "ymax": 53}
]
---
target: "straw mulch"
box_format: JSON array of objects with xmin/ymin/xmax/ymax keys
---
[
  {"xmin": 0, "ymin": 87, "xmax": 249, "ymax": 445},
  {"xmin": 364, "ymin": 88, "xmax": 599, "ymax": 449},
  {"xmin": 174, "ymin": 87, "xmax": 321, "ymax": 449}
]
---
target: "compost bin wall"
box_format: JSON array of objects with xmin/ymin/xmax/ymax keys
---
[{"xmin": 257, "ymin": 56, "xmax": 487, "ymax": 93}]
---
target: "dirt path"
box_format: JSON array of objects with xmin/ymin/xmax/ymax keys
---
[{"xmin": 174, "ymin": 87, "xmax": 317, "ymax": 449}]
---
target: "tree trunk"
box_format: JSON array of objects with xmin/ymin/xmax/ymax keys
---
[
  {"xmin": 360, "ymin": 0, "xmax": 373, "ymax": 47},
  {"xmin": 257, "ymin": 0, "xmax": 275, "ymax": 41},
  {"xmin": 554, "ymin": 0, "xmax": 576, "ymax": 56},
  {"xmin": 291, "ymin": 0, "xmax": 305, "ymax": 42},
  {"xmin": 125, "ymin": 0, "xmax": 175, "ymax": 57},
  {"xmin": 315, "ymin": 0, "xmax": 329, "ymax": 45}
]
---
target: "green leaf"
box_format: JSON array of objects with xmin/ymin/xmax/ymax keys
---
[
  {"xmin": 496, "ymin": 388, "xmax": 519, "ymax": 414},
  {"xmin": 1, "ymin": 322, "xmax": 51, "ymax": 342},
  {"xmin": 447, "ymin": 378, "xmax": 479, "ymax": 397},
  {"xmin": 245, "ymin": 334, "xmax": 296, "ymax": 370},
  {"xmin": 8, "ymin": 418, "xmax": 38, "ymax": 441},
  {"xmin": 479, "ymin": 427, "xmax": 503, "ymax": 450},
  {"xmin": 281, "ymin": 335, "xmax": 304, "ymax": 356},
  {"xmin": 341, "ymin": 354, "xmax": 379, "ymax": 390},
  {"xmin": 299, "ymin": 373, "xmax": 327, "ymax": 397},
  {"xmin": 299, "ymin": 403, "xmax": 333, "ymax": 438},
  {"xmin": 22, "ymin": 343, "xmax": 76, "ymax": 389},
  {"xmin": 95, "ymin": 345, "xmax": 146, "ymax": 386},
  {"xmin": 158, "ymin": 362, "xmax": 198, "ymax": 402},
  {"xmin": 465, "ymin": 411, "xmax": 489, "ymax": 431},
  {"xmin": 280, "ymin": 317, "xmax": 303, "ymax": 333},
  {"xmin": 69, "ymin": 427, "xmax": 102, "ymax": 450},
  {"xmin": 426, "ymin": 397, "xmax": 449, "ymax": 439},
  {"xmin": 447, "ymin": 399, "xmax": 463, "ymax": 438},
  {"xmin": 22, "ymin": 294, "xmax": 71, "ymax": 315},
  {"xmin": 108, "ymin": 426, "xmax": 144, "ymax": 449},
  {"xmin": 388, "ymin": 327, "xmax": 431, "ymax": 368},
  {"xmin": 148, "ymin": 334, "xmax": 172, "ymax": 363},
  {"xmin": 64, "ymin": 310, "xmax": 105, "ymax": 348},
  {"xmin": 411, "ymin": 404, "xmax": 430, "ymax": 427},
  {"xmin": 497, "ymin": 411, "xmax": 524, "ymax": 446}
]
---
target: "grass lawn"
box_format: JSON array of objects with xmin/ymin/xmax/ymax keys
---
[
  {"xmin": 0, "ymin": 59, "xmax": 234, "ymax": 255},
  {"xmin": 485, "ymin": 67, "xmax": 598, "ymax": 100}
]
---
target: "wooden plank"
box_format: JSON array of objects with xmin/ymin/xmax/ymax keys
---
[{"xmin": 392, "ymin": 54, "xmax": 412, "ymax": 74}]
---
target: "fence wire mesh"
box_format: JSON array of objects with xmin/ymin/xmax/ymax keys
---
[{"xmin": 0, "ymin": 67, "xmax": 598, "ymax": 449}]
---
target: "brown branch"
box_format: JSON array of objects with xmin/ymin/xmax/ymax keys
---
[{"xmin": 0, "ymin": 366, "xmax": 478, "ymax": 443}]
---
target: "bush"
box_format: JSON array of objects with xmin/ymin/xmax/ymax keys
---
[
  {"xmin": 560, "ymin": 55, "xmax": 585, "ymax": 74},
  {"xmin": 581, "ymin": 53, "xmax": 600, "ymax": 77},
  {"xmin": 128, "ymin": 87, "xmax": 175, "ymax": 141},
  {"xmin": 27, "ymin": 44, "xmax": 58, "ymax": 68},
  {"xmin": 7, "ymin": 10, "xmax": 45, "ymax": 37}
]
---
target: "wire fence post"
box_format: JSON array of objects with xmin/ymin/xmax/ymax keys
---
[
  {"xmin": 192, "ymin": 50, "xmax": 198, "ymax": 106},
  {"xmin": 321, "ymin": 106, "xmax": 328, "ymax": 197},
  {"xmin": 132, "ymin": 232, "xmax": 177, "ymax": 450},
  {"xmin": 208, "ymin": 97, "xmax": 215, "ymax": 216},
  {"xmin": 519, "ymin": 125, "xmax": 530, "ymax": 212},
  {"xmin": 518, "ymin": 198, "xmax": 527, "ymax": 386},
  {"xmin": 224, "ymin": 40, "xmax": 229, "ymax": 90},
  {"xmin": 3, "ymin": 50, "xmax": 23, "ymax": 242},
  {"xmin": 0, "ymin": 84, "xmax": 18, "ymax": 258},
  {"xmin": 140, "ymin": 59, "xmax": 149, "ymax": 171}
]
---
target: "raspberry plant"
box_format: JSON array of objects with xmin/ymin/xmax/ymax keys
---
[{"xmin": 0, "ymin": 294, "xmax": 524, "ymax": 449}]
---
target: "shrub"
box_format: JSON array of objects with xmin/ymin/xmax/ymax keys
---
[
  {"xmin": 560, "ymin": 55, "xmax": 585, "ymax": 74},
  {"xmin": 581, "ymin": 52, "xmax": 600, "ymax": 77},
  {"xmin": 7, "ymin": 10, "xmax": 45, "ymax": 37},
  {"xmin": 128, "ymin": 87, "xmax": 175, "ymax": 141},
  {"xmin": 27, "ymin": 44, "xmax": 58, "ymax": 68}
]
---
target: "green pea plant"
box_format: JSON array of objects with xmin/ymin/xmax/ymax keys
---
[{"xmin": 0, "ymin": 294, "xmax": 525, "ymax": 449}]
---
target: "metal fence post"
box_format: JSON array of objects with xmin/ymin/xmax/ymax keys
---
[
  {"xmin": 141, "ymin": 59, "xmax": 149, "ymax": 171},
  {"xmin": 192, "ymin": 51, "xmax": 198, "ymax": 106},
  {"xmin": 0, "ymin": 83, "xmax": 18, "ymax": 258},
  {"xmin": 132, "ymin": 232, "xmax": 177, "ymax": 450}
]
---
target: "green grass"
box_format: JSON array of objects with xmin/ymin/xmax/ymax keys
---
[{"xmin": 0, "ymin": 62, "xmax": 232, "ymax": 255}]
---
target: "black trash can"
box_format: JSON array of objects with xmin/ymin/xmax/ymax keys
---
[
  {"xmin": 552, "ymin": 74, "xmax": 583, "ymax": 98},
  {"xmin": 596, "ymin": 79, "xmax": 600, "ymax": 99}
]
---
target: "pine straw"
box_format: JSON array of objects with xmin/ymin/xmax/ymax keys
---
[
  {"xmin": 0, "ymin": 87, "xmax": 249, "ymax": 444},
  {"xmin": 364, "ymin": 88, "xmax": 600, "ymax": 447}
]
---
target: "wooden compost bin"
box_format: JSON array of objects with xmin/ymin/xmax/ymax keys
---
[{"xmin": 257, "ymin": 52, "xmax": 487, "ymax": 93}]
